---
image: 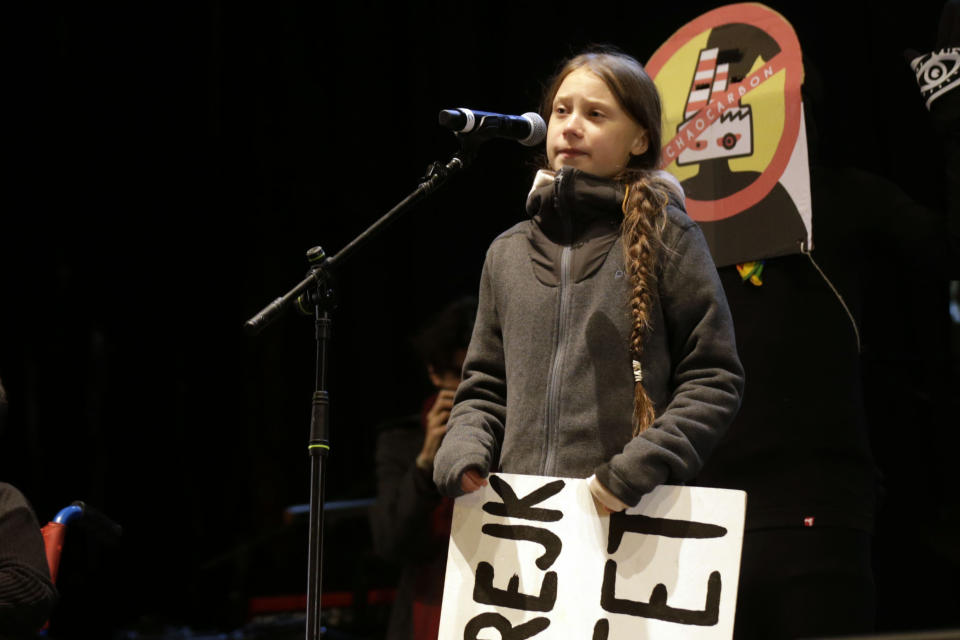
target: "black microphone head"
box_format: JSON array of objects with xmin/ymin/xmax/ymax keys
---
[
  {"xmin": 438, "ymin": 108, "xmax": 475, "ymax": 132},
  {"xmin": 519, "ymin": 112, "xmax": 547, "ymax": 146}
]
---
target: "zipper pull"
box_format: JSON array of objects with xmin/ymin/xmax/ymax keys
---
[
  {"xmin": 553, "ymin": 169, "xmax": 574, "ymax": 244},
  {"xmin": 552, "ymin": 169, "xmax": 563, "ymax": 214}
]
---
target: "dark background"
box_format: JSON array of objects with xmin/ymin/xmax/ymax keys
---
[{"xmin": 1, "ymin": 1, "xmax": 956, "ymax": 637}]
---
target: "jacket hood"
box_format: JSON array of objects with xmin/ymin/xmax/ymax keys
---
[{"xmin": 525, "ymin": 167, "xmax": 626, "ymax": 242}]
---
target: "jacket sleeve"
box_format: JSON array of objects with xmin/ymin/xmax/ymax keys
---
[
  {"xmin": 595, "ymin": 218, "xmax": 745, "ymax": 507},
  {"xmin": 368, "ymin": 423, "xmax": 442, "ymax": 563},
  {"xmin": 433, "ymin": 251, "xmax": 507, "ymax": 497},
  {"xmin": 0, "ymin": 484, "xmax": 58, "ymax": 637}
]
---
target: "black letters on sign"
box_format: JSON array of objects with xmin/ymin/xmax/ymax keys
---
[
  {"xmin": 463, "ymin": 612, "xmax": 550, "ymax": 640},
  {"xmin": 607, "ymin": 512, "xmax": 727, "ymax": 554},
  {"xmin": 592, "ymin": 618, "xmax": 609, "ymax": 640},
  {"xmin": 483, "ymin": 475, "xmax": 565, "ymax": 522},
  {"xmin": 481, "ymin": 523, "xmax": 562, "ymax": 570},
  {"xmin": 473, "ymin": 561, "xmax": 558, "ymax": 612},
  {"xmin": 601, "ymin": 511, "xmax": 725, "ymax": 626},
  {"xmin": 601, "ymin": 560, "xmax": 722, "ymax": 626}
]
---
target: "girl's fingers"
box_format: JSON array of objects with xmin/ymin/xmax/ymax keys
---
[{"xmin": 461, "ymin": 469, "xmax": 488, "ymax": 492}]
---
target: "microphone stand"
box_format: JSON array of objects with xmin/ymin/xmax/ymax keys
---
[{"xmin": 245, "ymin": 134, "xmax": 487, "ymax": 640}]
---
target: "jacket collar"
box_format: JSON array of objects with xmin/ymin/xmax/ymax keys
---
[
  {"xmin": 524, "ymin": 168, "xmax": 625, "ymax": 286},
  {"xmin": 525, "ymin": 167, "xmax": 626, "ymax": 245}
]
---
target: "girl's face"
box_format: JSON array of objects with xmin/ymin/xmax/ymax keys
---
[{"xmin": 546, "ymin": 67, "xmax": 649, "ymax": 179}]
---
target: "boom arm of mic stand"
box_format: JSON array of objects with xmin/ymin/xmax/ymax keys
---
[
  {"xmin": 243, "ymin": 151, "xmax": 469, "ymax": 335},
  {"xmin": 244, "ymin": 269, "xmax": 328, "ymax": 335}
]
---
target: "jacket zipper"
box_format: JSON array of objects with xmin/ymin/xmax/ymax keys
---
[{"xmin": 542, "ymin": 171, "xmax": 572, "ymax": 476}]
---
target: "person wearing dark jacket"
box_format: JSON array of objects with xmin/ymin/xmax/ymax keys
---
[
  {"xmin": 370, "ymin": 298, "xmax": 475, "ymax": 640},
  {"xmin": 693, "ymin": 6, "xmax": 960, "ymax": 635},
  {"xmin": 433, "ymin": 50, "xmax": 743, "ymax": 511}
]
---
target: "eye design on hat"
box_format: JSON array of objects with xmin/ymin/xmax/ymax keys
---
[{"xmin": 910, "ymin": 47, "xmax": 960, "ymax": 110}]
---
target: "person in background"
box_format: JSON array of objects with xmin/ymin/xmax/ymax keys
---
[
  {"xmin": 693, "ymin": 3, "xmax": 959, "ymax": 636},
  {"xmin": 432, "ymin": 49, "xmax": 743, "ymax": 514},
  {"xmin": 369, "ymin": 298, "xmax": 476, "ymax": 640}
]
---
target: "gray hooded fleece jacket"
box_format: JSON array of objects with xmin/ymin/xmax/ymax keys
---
[{"xmin": 433, "ymin": 168, "xmax": 744, "ymax": 507}]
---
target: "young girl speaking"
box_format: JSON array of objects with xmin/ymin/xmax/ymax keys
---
[{"xmin": 433, "ymin": 49, "xmax": 744, "ymax": 512}]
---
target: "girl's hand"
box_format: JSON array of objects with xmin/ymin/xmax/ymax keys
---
[
  {"xmin": 588, "ymin": 475, "xmax": 628, "ymax": 514},
  {"xmin": 460, "ymin": 468, "xmax": 488, "ymax": 493}
]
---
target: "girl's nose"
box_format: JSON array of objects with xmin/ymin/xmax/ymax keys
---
[{"xmin": 562, "ymin": 113, "xmax": 583, "ymax": 137}]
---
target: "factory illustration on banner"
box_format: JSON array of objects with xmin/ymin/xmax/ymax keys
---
[
  {"xmin": 646, "ymin": 3, "xmax": 812, "ymax": 268},
  {"xmin": 675, "ymin": 47, "xmax": 754, "ymax": 167}
]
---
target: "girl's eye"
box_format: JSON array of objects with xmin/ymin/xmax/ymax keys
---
[
  {"xmin": 555, "ymin": 105, "xmax": 567, "ymax": 115},
  {"xmin": 590, "ymin": 110, "xmax": 605, "ymax": 118}
]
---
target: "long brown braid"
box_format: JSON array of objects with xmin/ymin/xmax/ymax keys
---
[{"xmin": 620, "ymin": 170, "xmax": 673, "ymax": 435}]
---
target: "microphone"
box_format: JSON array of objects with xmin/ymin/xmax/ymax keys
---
[{"xmin": 439, "ymin": 108, "xmax": 546, "ymax": 146}]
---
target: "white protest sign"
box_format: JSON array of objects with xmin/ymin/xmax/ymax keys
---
[{"xmin": 438, "ymin": 473, "xmax": 746, "ymax": 639}]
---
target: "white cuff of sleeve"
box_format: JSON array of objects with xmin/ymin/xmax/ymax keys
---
[{"xmin": 588, "ymin": 474, "xmax": 629, "ymax": 513}]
